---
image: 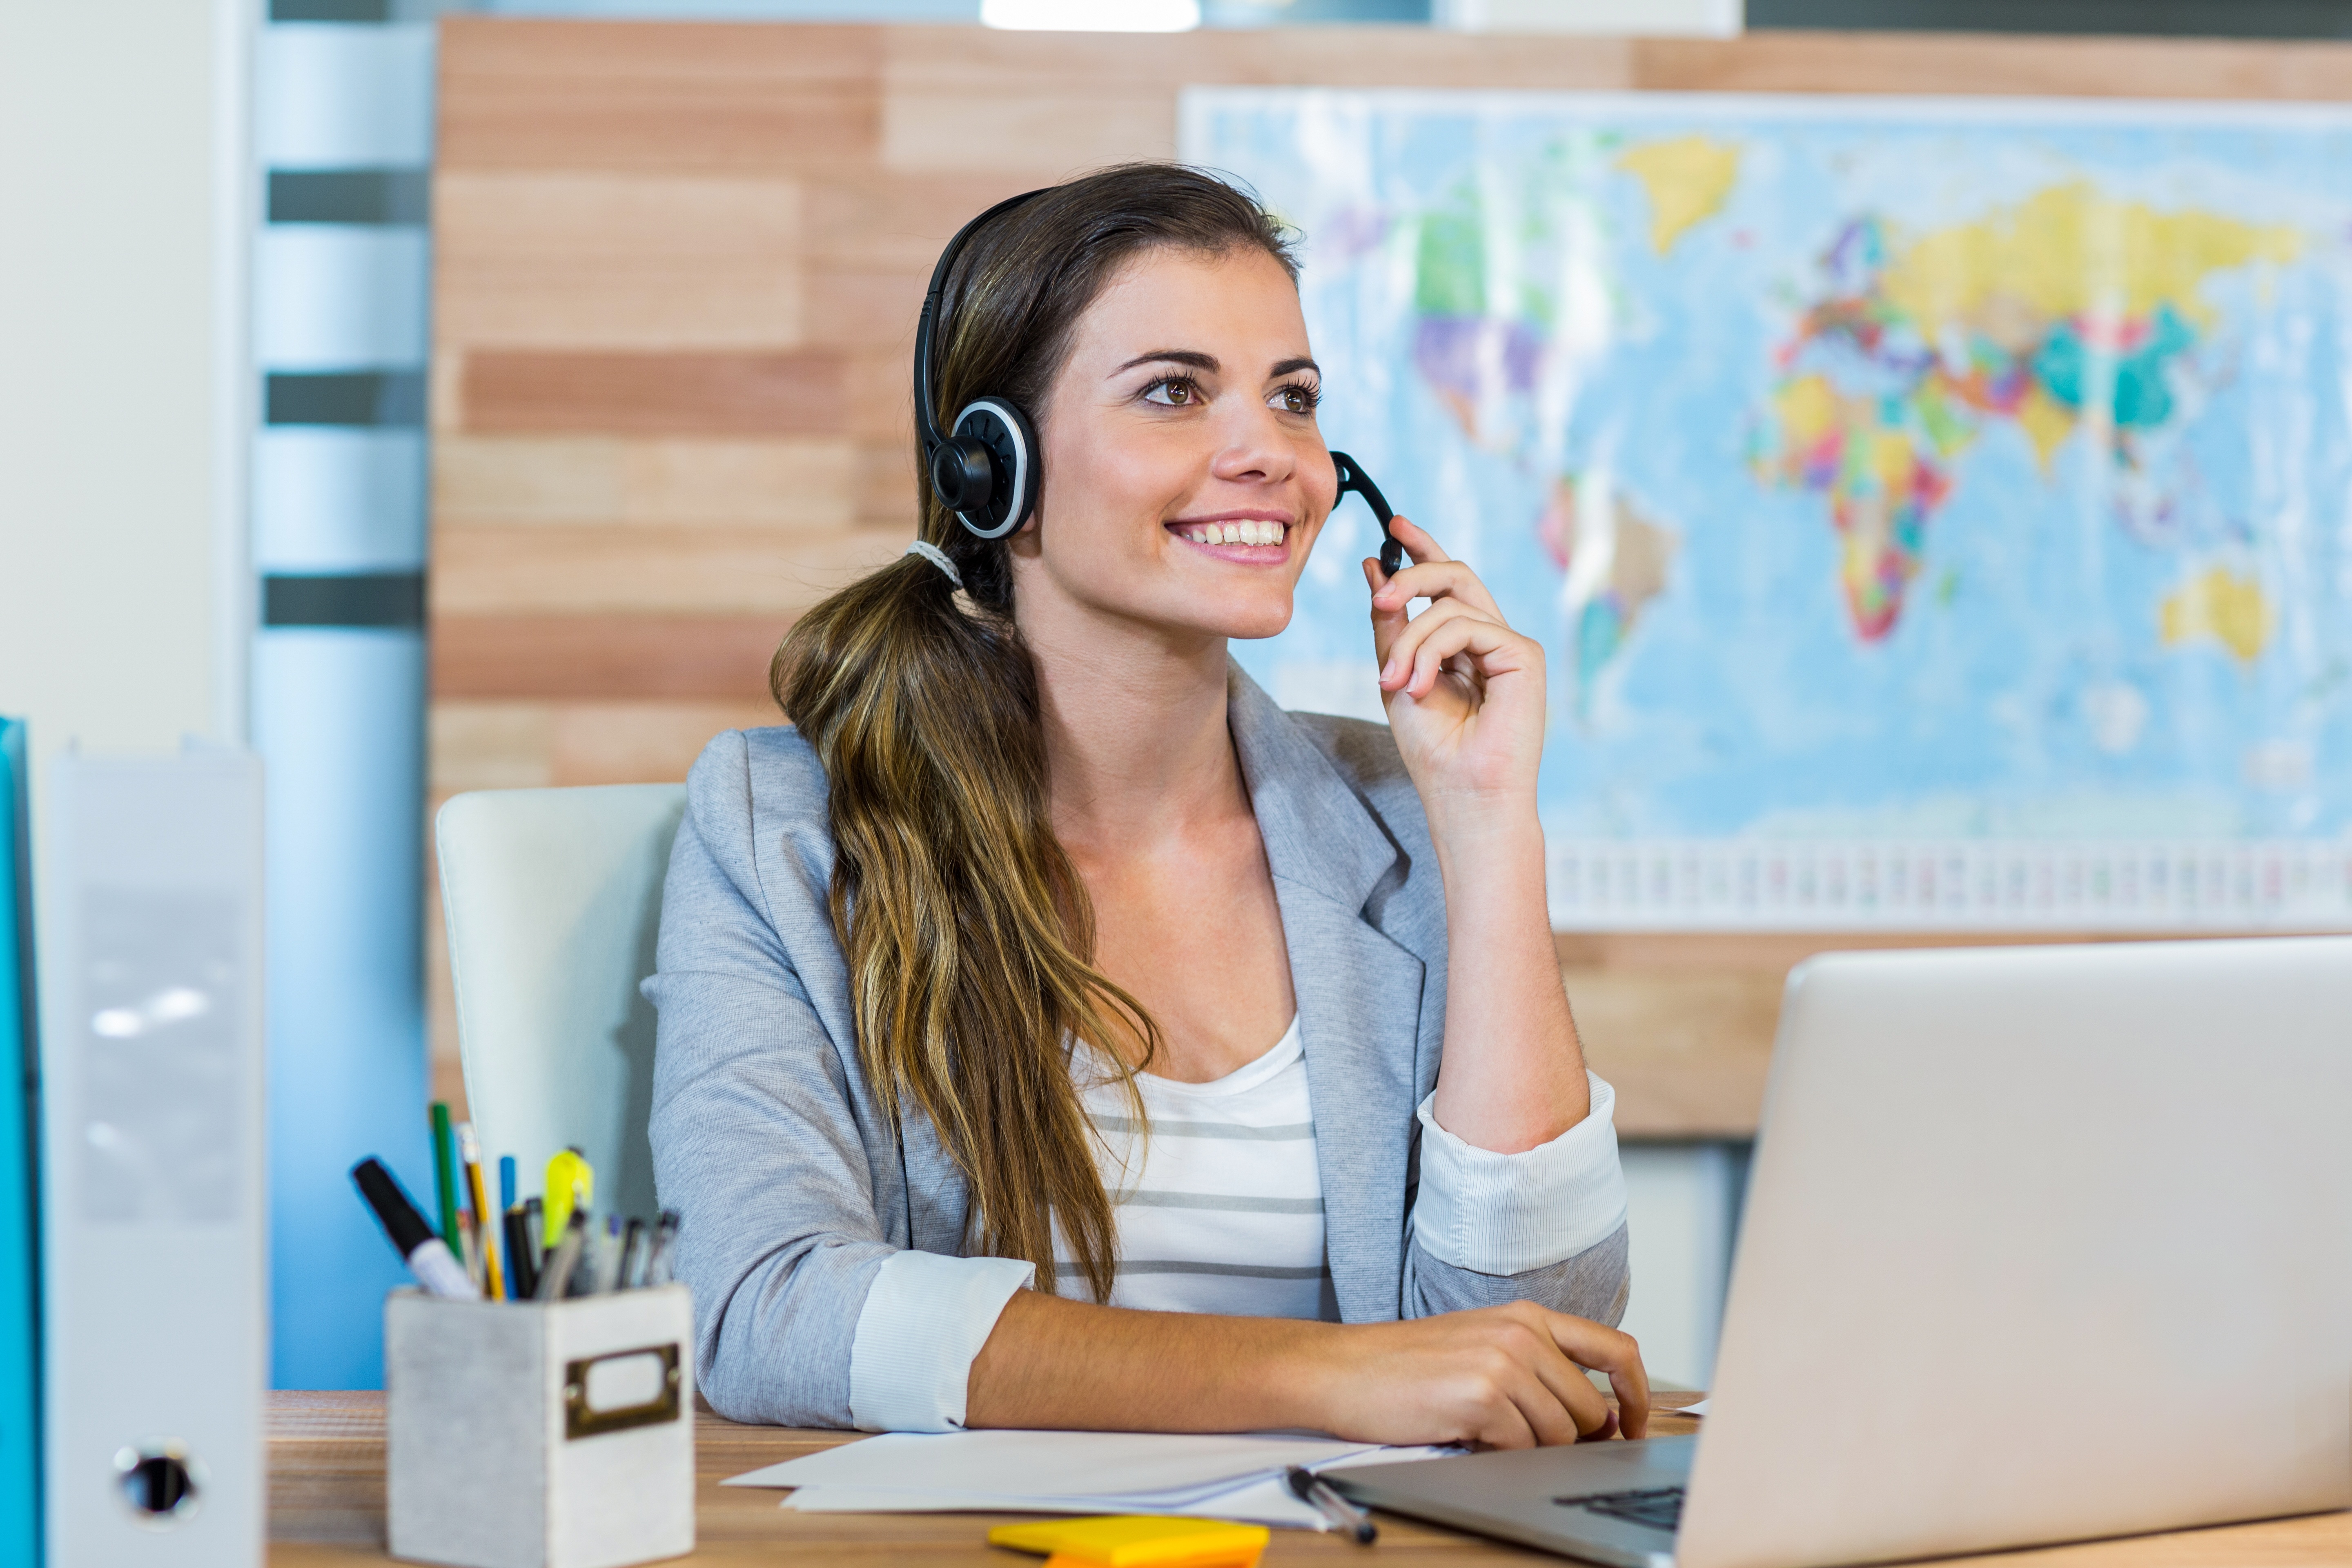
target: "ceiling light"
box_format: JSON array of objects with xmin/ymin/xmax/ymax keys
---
[{"xmin": 981, "ymin": 0, "xmax": 1202, "ymax": 30}]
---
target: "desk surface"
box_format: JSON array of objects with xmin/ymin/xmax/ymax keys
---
[{"xmin": 266, "ymin": 1390, "xmax": 2351, "ymax": 1566}]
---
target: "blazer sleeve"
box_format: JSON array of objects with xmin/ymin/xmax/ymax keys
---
[
  {"xmin": 649, "ymin": 730, "xmax": 990, "ymax": 1428},
  {"xmin": 1399, "ymin": 1072, "xmax": 1633, "ymax": 1325}
]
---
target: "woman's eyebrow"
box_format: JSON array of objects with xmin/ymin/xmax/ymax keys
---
[
  {"xmin": 1270, "ymin": 356, "xmax": 1321, "ymax": 379},
  {"xmin": 1114, "ymin": 349, "xmax": 1219, "ymax": 375}
]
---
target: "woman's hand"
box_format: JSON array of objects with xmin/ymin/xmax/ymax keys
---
[
  {"xmin": 1365, "ymin": 518, "xmax": 1545, "ymax": 836},
  {"xmin": 1300, "ymin": 1303, "xmax": 1648, "ymax": 1450}
]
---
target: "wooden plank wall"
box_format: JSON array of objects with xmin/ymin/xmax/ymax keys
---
[{"xmin": 429, "ymin": 20, "xmax": 2352, "ymax": 1133}]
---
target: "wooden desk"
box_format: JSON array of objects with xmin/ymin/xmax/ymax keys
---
[{"xmin": 266, "ymin": 1390, "xmax": 2350, "ymax": 1566}]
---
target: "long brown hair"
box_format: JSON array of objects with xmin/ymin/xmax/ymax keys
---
[{"xmin": 772, "ymin": 165, "xmax": 1299, "ymax": 1299}]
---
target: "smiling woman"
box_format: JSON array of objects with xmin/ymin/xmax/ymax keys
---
[{"xmin": 645, "ymin": 164, "xmax": 1645, "ymax": 1448}]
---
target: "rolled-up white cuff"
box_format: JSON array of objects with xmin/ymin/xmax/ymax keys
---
[
  {"xmin": 847, "ymin": 1250, "xmax": 1036, "ymax": 1432},
  {"xmin": 1411, "ymin": 1070, "xmax": 1629, "ymax": 1276}
]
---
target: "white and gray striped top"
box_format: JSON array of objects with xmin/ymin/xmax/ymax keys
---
[{"xmin": 1058, "ymin": 1016, "xmax": 1339, "ymax": 1321}]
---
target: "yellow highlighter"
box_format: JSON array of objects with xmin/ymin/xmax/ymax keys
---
[
  {"xmin": 543, "ymin": 1147, "xmax": 594, "ymax": 1249},
  {"xmin": 988, "ymin": 1517, "xmax": 1268, "ymax": 1568}
]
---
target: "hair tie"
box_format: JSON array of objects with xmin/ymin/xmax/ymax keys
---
[{"xmin": 904, "ymin": 539, "xmax": 963, "ymax": 589}]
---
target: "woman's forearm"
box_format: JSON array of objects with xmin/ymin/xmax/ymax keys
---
[
  {"xmin": 965, "ymin": 1290, "xmax": 1328, "ymax": 1431},
  {"xmin": 1426, "ymin": 809, "xmax": 1590, "ymax": 1153},
  {"xmin": 964, "ymin": 1287, "xmax": 1644, "ymax": 1445}
]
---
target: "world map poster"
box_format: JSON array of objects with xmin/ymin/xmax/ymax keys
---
[{"xmin": 1183, "ymin": 90, "xmax": 2352, "ymax": 929}]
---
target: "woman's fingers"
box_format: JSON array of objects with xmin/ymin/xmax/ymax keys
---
[
  {"xmin": 1381, "ymin": 598, "xmax": 1537, "ymax": 700},
  {"xmin": 1388, "ymin": 514, "xmax": 1451, "ymax": 566},
  {"xmin": 1372, "ymin": 560, "xmax": 1505, "ymax": 622},
  {"xmin": 1513, "ymin": 1327, "xmax": 1616, "ymax": 1442},
  {"xmin": 1542, "ymin": 1314, "xmax": 1651, "ymax": 1440},
  {"xmin": 1363, "ymin": 557, "xmax": 1407, "ymax": 673}
]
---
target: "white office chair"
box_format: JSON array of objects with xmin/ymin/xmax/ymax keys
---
[{"xmin": 434, "ymin": 784, "xmax": 687, "ymax": 1228}]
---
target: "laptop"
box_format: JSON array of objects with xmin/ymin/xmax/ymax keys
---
[{"xmin": 1332, "ymin": 938, "xmax": 2352, "ymax": 1568}]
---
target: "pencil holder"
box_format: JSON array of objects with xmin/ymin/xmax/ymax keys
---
[{"xmin": 385, "ymin": 1284, "xmax": 696, "ymax": 1568}]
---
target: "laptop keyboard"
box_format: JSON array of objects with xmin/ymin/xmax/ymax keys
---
[{"xmin": 1554, "ymin": 1485, "xmax": 1685, "ymax": 1533}]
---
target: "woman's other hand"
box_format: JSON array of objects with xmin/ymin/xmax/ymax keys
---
[
  {"xmin": 1302, "ymin": 1302, "xmax": 1648, "ymax": 1449},
  {"xmin": 1365, "ymin": 518, "xmax": 1545, "ymax": 837}
]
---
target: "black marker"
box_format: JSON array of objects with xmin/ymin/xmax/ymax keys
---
[{"xmin": 352, "ymin": 1158, "xmax": 479, "ymax": 1301}]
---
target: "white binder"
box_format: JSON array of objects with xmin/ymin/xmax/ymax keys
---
[{"xmin": 41, "ymin": 748, "xmax": 264, "ymax": 1566}]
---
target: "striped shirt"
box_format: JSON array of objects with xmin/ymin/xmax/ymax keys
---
[{"xmin": 1058, "ymin": 1016, "xmax": 1339, "ymax": 1320}]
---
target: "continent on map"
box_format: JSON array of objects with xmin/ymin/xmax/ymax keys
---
[
  {"xmin": 2160, "ymin": 565, "xmax": 2272, "ymax": 664},
  {"xmin": 1616, "ymin": 136, "xmax": 1741, "ymax": 254},
  {"xmin": 1538, "ymin": 475, "xmax": 1680, "ymax": 717},
  {"xmin": 1756, "ymin": 183, "xmax": 2302, "ymax": 642},
  {"xmin": 1410, "ymin": 195, "xmax": 1545, "ymax": 445}
]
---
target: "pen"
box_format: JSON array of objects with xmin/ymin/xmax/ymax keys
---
[
  {"xmin": 1285, "ymin": 1467, "xmax": 1377, "ymax": 1544},
  {"xmin": 503, "ymin": 1203, "xmax": 538, "ymax": 1301},
  {"xmin": 619, "ymin": 1217, "xmax": 648, "ymax": 1290},
  {"xmin": 536, "ymin": 1209, "xmax": 588, "ymax": 1301},
  {"xmin": 644, "ymin": 1209, "xmax": 680, "ymax": 1287},
  {"xmin": 353, "ymin": 1158, "xmax": 480, "ymax": 1301},
  {"xmin": 498, "ymin": 1153, "xmax": 517, "ymax": 1215},
  {"xmin": 428, "ymin": 1102, "xmax": 461, "ymax": 1249},
  {"xmin": 457, "ymin": 1123, "xmax": 504, "ymax": 1301}
]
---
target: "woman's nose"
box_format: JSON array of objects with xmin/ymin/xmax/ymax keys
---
[{"xmin": 1208, "ymin": 403, "xmax": 1298, "ymax": 485}]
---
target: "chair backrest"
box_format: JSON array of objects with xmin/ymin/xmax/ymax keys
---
[{"xmin": 434, "ymin": 784, "xmax": 686, "ymax": 1228}]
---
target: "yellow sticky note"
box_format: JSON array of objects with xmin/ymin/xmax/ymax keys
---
[{"xmin": 987, "ymin": 1516, "xmax": 1269, "ymax": 1568}]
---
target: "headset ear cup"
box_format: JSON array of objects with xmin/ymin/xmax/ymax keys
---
[{"xmin": 948, "ymin": 396, "xmax": 1038, "ymax": 539}]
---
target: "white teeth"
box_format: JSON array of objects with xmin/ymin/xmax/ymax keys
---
[
  {"xmin": 1235, "ymin": 521, "xmax": 1256, "ymax": 545},
  {"xmin": 1191, "ymin": 527, "xmax": 1211, "ymax": 544},
  {"xmin": 1222, "ymin": 522, "xmax": 1242, "ymax": 544},
  {"xmin": 1247, "ymin": 521, "xmax": 1269, "ymax": 545}
]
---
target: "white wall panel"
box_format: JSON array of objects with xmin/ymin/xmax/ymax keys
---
[
  {"xmin": 256, "ymin": 226, "xmax": 431, "ymax": 369},
  {"xmin": 1619, "ymin": 1142, "xmax": 1743, "ymax": 1390},
  {"xmin": 254, "ymin": 429, "xmax": 427, "ymax": 572},
  {"xmin": 258, "ymin": 23, "xmax": 435, "ymax": 169}
]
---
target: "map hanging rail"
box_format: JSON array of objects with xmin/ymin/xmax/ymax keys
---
[{"xmin": 1545, "ymin": 839, "xmax": 2352, "ymax": 931}]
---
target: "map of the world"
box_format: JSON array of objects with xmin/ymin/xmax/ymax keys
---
[{"xmin": 1184, "ymin": 91, "xmax": 2352, "ymax": 928}]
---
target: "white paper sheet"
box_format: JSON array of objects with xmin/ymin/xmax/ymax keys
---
[
  {"xmin": 723, "ymin": 1429, "xmax": 1381, "ymax": 1496},
  {"xmin": 723, "ymin": 1430, "xmax": 1452, "ymax": 1530},
  {"xmin": 1679, "ymin": 1399, "xmax": 1710, "ymax": 1417}
]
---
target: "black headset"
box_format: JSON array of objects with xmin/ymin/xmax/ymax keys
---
[{"xmin": 916, "ymin": 191, "xmax": 1407, "ymax": 576}]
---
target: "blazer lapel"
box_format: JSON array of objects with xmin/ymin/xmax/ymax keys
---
[{"xmin": 1229, "ymin": 668, "xmax": 1428, "ymax": 1323}]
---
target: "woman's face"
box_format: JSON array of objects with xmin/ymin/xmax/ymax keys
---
[{"xmin": 1009, "ymin": 244, "xmax": 1337, "ymax": 646}]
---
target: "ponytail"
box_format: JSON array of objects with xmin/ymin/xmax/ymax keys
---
[{"xmin": 772, "ymin": 163, "xmax": 1297, "ymax": 1299}]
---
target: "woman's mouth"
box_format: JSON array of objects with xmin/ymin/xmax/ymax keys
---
[{"xmin": 1168, "ymin": 517, "xmax": 1291, "ymax": 558}]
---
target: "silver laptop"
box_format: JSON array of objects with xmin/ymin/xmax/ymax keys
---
[{"xmin": 1333, "ymin": 938, "xmax": 2352, "ymax": 1568}]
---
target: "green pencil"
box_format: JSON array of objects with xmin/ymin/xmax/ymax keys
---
[{"xmin": 428, "ymin": 1102, "xmax": 460, "ymax": 1245}]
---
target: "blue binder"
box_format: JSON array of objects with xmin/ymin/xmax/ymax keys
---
[{"xmin": 0, "ymin": 719, "xmax": 38, "ymax": 1567}]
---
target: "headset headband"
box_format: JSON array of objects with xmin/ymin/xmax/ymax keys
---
[{"xmin": 914, "ymin": 189, "xmax": 1049, "ymax": 466}]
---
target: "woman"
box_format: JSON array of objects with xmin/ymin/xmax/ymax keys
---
[{"xmin": 648, "ymin": 163, "xmax": 1646, "ymax": 1447}]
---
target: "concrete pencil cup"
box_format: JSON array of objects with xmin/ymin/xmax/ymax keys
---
[{"xmin": 386, "ymin": 1284, "xmax": 696, "ymax": 1568}]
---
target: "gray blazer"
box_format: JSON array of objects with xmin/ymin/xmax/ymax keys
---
[{"xmin": 646, "ymin": 666, "xmax": 1632, "ymax": 1428}]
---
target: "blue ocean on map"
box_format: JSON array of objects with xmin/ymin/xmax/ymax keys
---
[{"xmin": 1185, "ymin": 92, "xmax": 2352, "ymax": 860}]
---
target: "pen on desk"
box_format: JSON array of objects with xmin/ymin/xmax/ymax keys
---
[
  {"xmin": 428, "ymin": 1102, "xmax": 461, "ymax": 1249},
  {"xmin": 1285, "ymin": 1467, "xmax": 1377, "ymax": 1544},
  {"xmin": 353, "ymin": 1158, "xmax": 481, "ymax": 1301},
  {"xmin": 457, "ymin": 1123, "xmax": 504, "ymax": 1301},
  {"xmin": 536, "ymin": 1209, "xmax": 588, "ymax": 1301}
]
